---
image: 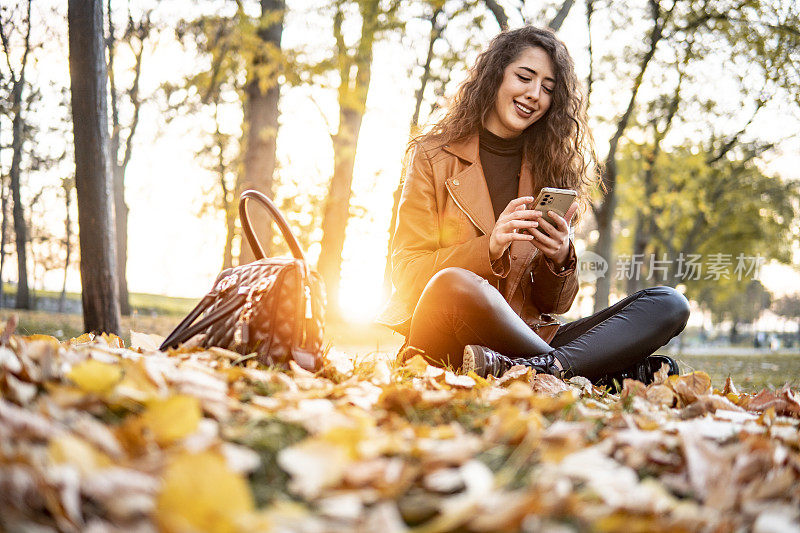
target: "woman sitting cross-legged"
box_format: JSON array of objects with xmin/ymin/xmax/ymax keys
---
[{"xmin": 376, "ymin": 26, "xmax": 690, "ymax": 384}]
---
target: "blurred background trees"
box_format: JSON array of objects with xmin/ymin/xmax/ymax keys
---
[{"xmin": 0, "ymin": 0, "xmax": 797, "ymax": 337}]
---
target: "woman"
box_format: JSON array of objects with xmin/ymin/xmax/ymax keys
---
[{"xmin": 377, "ymin": 26, "xmax": 689, "ymax": 383}]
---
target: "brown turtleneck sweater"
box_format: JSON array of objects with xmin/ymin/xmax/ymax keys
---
[{"xmin": 478, "ymin": 127, "xmax": 524, "ymax": 222}]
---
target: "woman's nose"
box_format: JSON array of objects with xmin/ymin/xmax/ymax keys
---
[{"xmin": 524, "ymin": 82, "xmax": 541, "ymax": 101}]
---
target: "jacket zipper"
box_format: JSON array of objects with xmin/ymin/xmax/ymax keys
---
[{"xmin": 446, "ymin": 181, "xmax": 485, "ymax": 235}]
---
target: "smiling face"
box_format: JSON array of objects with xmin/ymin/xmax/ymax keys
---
[{"xmin": 484, "ymin": 46, "xmax": 555, "ymax": 139}]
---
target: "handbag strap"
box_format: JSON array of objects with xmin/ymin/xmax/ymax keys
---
[
  {"xmin": 159, "ymin": 291, "xmax": 247, "ymax": 350},
  {"xmin": 239, "ymin": 189, "xmax": 306, "ymax": 263}
]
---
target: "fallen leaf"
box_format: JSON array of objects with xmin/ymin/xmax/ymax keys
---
[
  {"xmin": 129, "ymin": 331, "xmax": 165, "ymax": 352},
  {"xmin": 156, "ymin": 451, "xmax": 253, "ymax": 533},
  {"xmin": 670, "ymin": 371, "xmax": 712, "ymax": 405},
  {"xmin": 722, "ymin": 376, "xmax": 739, "ymax": 396},
  {"xmin": 744, "ymin": 387, "xmax": 800, "ymax": 417},
  {"xmin": 139, "ymin": 395, "xmax": 202, "ymax": 446},
  {"xmin": 48, "ymin": 434, "xmax": 112, "ymax": 476},
  {"xmin": 402, "ymin": 354, "xmax": 431, "ymax": 377},
  {"xmin": 530, "ymin": 373, "xmax": 570, "ymax": 396},
  {"xmin": 645, "ymin": 384, "xmax": 676, "ymax": 407},
  {"xmin": 277, "ymin": 439, "xmax": 351, "ymax": 498},
  {"xmin": 66, "ymin": 359, "xmax": 123, "ymax": 394}
]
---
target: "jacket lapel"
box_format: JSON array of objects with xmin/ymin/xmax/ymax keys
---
[
  {"xmin": 443, "ymin": 135, "xmax": 495, "ymax": 236},
  {"xmin": 443, "ymin": 135, "xmax": 538, "ymax": 300},
  {"xmin": 506, "ymin": 159, "xmax": 538, "ymax": 298}
]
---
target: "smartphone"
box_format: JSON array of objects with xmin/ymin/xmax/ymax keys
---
[{"xmin": 526, "ymin": 187, "xmax": 577, "ymax": 234}]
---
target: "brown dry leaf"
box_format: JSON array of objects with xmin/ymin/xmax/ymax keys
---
[
  {"xmin": 379, "ymin": 383, "xmax": 423, "ymax": 413},
  {"xmin": 530, "ymin": 373, "xmax": 570, "ymax": 396},
  {"xmin": 680, "ymin": 394, "xmax": 744, "ymax": 419},
  {"xmin": 529, "ymin": 389, "xmax": 579, "ymax": 414},
  {"xmin": 645, "ymin": 384, "xmax": 676, "ymax": 407},
  {"xmin": 744, "ymin": 387, "xmax": 800, "ymax": 417},
  {"xmin": 722, "ymin": 376, "xmax": 739, "ymax": 396},
  {"xmin": 621, "ymin": 378, "xmax": 647, "ymax": 399},
  {"xmin": 156, "ymin": 450, "xmax": 253, "ymax": 533},
  {"xmin": 652, "ymin": 362, "xmax": 671, "ymax": 385},
  {"xmin": 496, "ymin": 365, "xmax": 532, "ymax": 386},
  {"xmin": 66, "ymin": 359, "xmax": 123, "ymax": 394},
  {"xmin": 670, "ymin": 371, "xmax": 712, "ymax": 405}
]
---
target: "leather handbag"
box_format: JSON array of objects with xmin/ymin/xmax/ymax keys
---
[{"xmin": 160, "ymin": 190, "xmax": 326, "ymax": 371}]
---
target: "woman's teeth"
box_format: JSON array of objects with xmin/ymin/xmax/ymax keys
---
[{"xmin": 514, "ymin": 101, "xmax": 533, "ymax": 115}]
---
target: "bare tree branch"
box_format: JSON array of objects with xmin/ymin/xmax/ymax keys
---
[
  {"xmin": 548, "ymin": 0, "xmax": 574, "ymax": 31},
  {"xmin": 484, "ymin": 0, "xmax": 509, "ymax": 30}
]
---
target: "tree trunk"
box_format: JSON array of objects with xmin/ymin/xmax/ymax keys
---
[
  {"xmin": 9, "ymin": 79, "xmax": 30, "ymax": 310},
  {"xmin": 106, "ymin": 1, "xmax": 145, "ymax": 317},
  {"xmin": 68, "ymin": 0, "xmax": 121, "ymax": 335},
  {"xmin": 112, "ymin": 164, "xmax": 130, "ymax": 314},
  {"xmin": 592, "ymin": 0, "xmax": 663, "ymax": 312},
  {"xmin": 317, "ymin": 0, "xmax": 378, "ymax": 316},
  {"xmin": 383, "ymin": 6, "xmax": 442, "ymax": 296},
  {"xmin": 0, "ymin": 174, "xmax": 7, "ymax": 307},
  {"xmin": 238, "ymin": 0, "xmax": 284, "ymax": 264},
  {"xmin": 319, "ymin": 109, "xmax": 365, "ymax": 312},
  {"xmin": 223, "ymin": 204, "xmax": 236, "ymax": 270},
  {"xmin": 59, "ymin": 180, "xmax": 73, "ymax": 313}
]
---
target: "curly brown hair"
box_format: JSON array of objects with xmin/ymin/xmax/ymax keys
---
[{"xmin": 420, "ymin": 26, "xmax": 600, "ymax": 205}]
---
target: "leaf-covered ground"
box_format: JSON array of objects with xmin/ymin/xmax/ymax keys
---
[{"xmin": 1, "ymin": 319, "xmax": 799, "ymax": 532}]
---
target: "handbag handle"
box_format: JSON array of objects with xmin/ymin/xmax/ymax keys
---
[{"xmin": 239, "ymin": 189, "xmax": 306, "ymax": 263}]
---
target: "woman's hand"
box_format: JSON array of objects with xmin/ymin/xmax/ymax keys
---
[
  {"xmin": 528, "ymin": 201, "xmax": 578, "ymax": 267},
  {"xmin": 489, "ymin": 196, "xmax": 539, "ymax": 261}
]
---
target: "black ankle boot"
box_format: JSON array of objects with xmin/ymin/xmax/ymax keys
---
[
  {"xmin": 462, "ymin": 345, "xmax": 561, "ymax": 378},
  {"xmin": 595, "ymin": 354, "xmax": 680, "ymax": 391}
]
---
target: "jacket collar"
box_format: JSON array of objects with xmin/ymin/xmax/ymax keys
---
[{"xmin": 442, "ymin": 133, "xmax": 536, "ymax": 236}]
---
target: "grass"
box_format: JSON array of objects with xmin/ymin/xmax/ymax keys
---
[
  {"xmin": 1, "ymin": 285, "xmax": 197, "ymax": 316},
  {"xmin": 676, "ymin": 352, "xmax": 800, "ymax": 392},
  {"xmin": 1, "ymin": 301, "xmax": 798, "ymax": 394}
]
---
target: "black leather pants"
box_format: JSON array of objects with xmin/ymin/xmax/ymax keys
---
[{"xmin": 406, "ymin": 267, "xmax": 690, "ymax": 380}]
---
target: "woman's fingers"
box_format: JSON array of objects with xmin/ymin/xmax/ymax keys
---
[
  {"xmin": 547, "ymin": 202, "xmax": 578, "ymax": 233},
  {"xmin": 564, "ymin": 202, "xmax": 579, "ymax": 225},
  {"xmin": 500, "ymin": 196, "xmax": 534, "ymax": 218},
  {"xmin": 498, "ymin": 209, "xmax": 541, "ymax": 226},
  {"xmin": 537, "ymin": 216, "xmax": 558, "ymax": 236},
  {"xmin": 528, "ymin": 227, "xmax": 558, "ymax": 250},
  {"xmin": 506, "ymin": 219, "xmax": 538, "ymax": 231}
]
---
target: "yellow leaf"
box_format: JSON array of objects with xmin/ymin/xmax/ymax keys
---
[
  {"xmin": 23, "ymin": 334, "xmax": 61, "ymax": 347},
  {"xmin": 140, "ymin": 395, "xmax": 202, "ymax": 446},
  {"xmin": 113, "ymin": 359, "xmax": 162, "ymax": 404},
  {"xmin": 69, "ymin": 333, "xmax": 95, "ymax": 345},
  {"xmin": 156, "ymin": 451, "xmax": 253, "ymax": 533},
  {"xmin": 402, "ymin": 354, "xmax": 430, "ymax": 376},
  {"xmin": 48, "ymin": 434, "xmax": 112, "ymax": 475},
  {"xmin": 100, "ymin": 332, "xmax": 124, "ymax": 348},
  {"xmin": 67, "ymin": 359, "xmax": 123, "ymax": 393}
]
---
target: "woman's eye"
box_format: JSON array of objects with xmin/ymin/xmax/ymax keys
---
[
  {"xmin": 516, "ymin": 74, "xmax": 531, "ymax": 82},
  {"xmin": 543, "ymin": 86, "xmax": 554, "ymax": 94}
]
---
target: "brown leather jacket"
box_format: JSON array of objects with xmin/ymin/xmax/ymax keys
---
[{"xmin": 376, "ymin": 133, "xmax": 578, "ymax": 344}]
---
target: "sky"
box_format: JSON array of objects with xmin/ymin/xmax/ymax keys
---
[{"xmin": 3, "ymin": 0, "xmax": 800, "ymax": 325}]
